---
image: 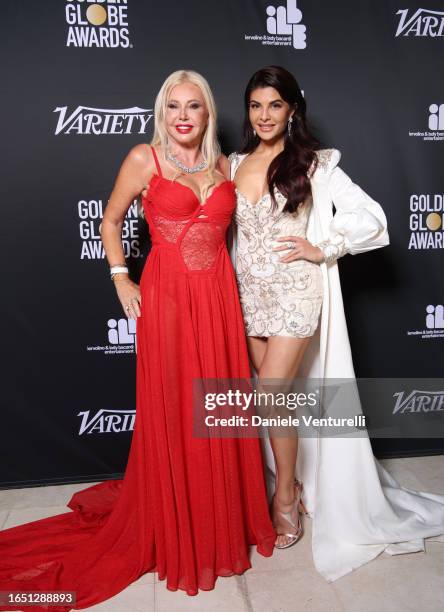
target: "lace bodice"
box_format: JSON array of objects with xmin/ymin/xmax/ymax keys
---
[
  {"xmin": 142, "ymin": 174, "xmax": 235, "ymax": 273},
  {"xmin": 233, "ymin": 187, "xmax": 313, "ymax": 273}
]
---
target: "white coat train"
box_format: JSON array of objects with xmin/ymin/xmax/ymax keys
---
[{"xmin": 229, "ymin": 149, "xmax": 444, "ymax": 582}]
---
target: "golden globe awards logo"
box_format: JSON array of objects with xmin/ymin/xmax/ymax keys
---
[
  {"xmin": 78, "ymin": 198, "xmax": 142, "ymax": 259},
  {"xmin": 408, "ymin": 194, "xmax": 444, "ymax": 250},
  {"xmin": 65, "ymin": 0, "xmax": 131, "ymax": 48}
]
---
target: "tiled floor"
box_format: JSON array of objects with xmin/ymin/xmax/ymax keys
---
[{"xmin": 1, "ymin": 456, "xmax": 443, "ymax": 611}]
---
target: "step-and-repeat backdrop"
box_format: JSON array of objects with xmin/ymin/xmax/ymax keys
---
[{"xmin": 1, "ymin": 0, "xmax": 442, "ymax": 487}]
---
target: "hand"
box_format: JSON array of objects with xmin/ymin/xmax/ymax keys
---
[
  {"xmin": 273, "ymin": 235, "xmax": 324, "ymax": 264},
  {"xmin": 113, "ymin": 276, "xmax": 142, "ymax": 319}
]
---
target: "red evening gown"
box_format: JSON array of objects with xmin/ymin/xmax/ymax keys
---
[{"xmin": 0, "ymin": 146, "xmax": 276, "ymax": 611}]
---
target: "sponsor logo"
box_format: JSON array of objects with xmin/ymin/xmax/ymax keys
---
[
  {"xmin": 78, "ymin": 408, "xmax": 135, "ymax": 434},
  {"xmin": 244, "ymin": 0, "xmax": 307, "ymax": 49},
  {"xmin": 65, "ymin": 0, "xmax": 131, "ymax": 48},
  {"xmin": 426, "ymin": 304, "xmax": 444, "ymax": 329},
  {"xmin": 407, "ymin": 304, "xmax": 444, "ymax": 339},
  {"xmin": 78, "ymin": 198, "xmax": 142, "ymax": 260},
  {"xmin": 86, "ymin": 317, "xmax": 137, "ymax": 355},
  {"xmin": 429, "ymin": 103, "xmax": 444, "ymax": 129},
  {"xmin": 54, "ymin": 106, "xmax": 153, "ymax": 135},
  {"xmin": 393, "ymin": 389, "xmax": 444, "ymax": 414},
  {"xmin": 409, "ymin": 104, "xmax": 444, "ymax": 141},
  {"xmin": 395, "ymin": 8, "xmax": 444, "ymax": 37},
  {"xmin": 408, "ymin": 194, "xmax": 444, "ymax": 249}
]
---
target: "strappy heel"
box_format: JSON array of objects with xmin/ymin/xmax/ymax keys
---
[
  {"xmin": 295, "ymin": 479, "xmax": 309, "ymax": 516},
  {"xmin": 272, "ymin": 479, "xmax": 307, "ymax": 549}
]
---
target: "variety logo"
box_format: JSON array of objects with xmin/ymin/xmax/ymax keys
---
[
  {"xmin": 395, "ymin": 8, "xmax": 444, "ymax": 37},
  {"xmin": 54, "ymin": 106, "xmax": 153, "ymax": 135},
  {"xmin": 86, "ymin": 317, "xmax": 137, "ymax": 355},
  {"xmin": 65, "ymin": 0, "xmax": 131, "ymax": 48},
  {"xmin": 393, "ymin": 390, "xmax": 444, "ymax": 414},
  {"xmin": 78, "ymin": 198, "xmax": 142, "ymax": 260},
  {"xmin": 409, "ymin": 104, "xmax": 444, "ymax": 141},
  {"xmin": 244, "ymin": 0, "xmax": 307, "ymax": 49},
  {"xmin": 78, "ymin": 408, "xmax": 135, "ymax": 434},
  {"xmin": 408, "ymin": 194, "xmax": 444, "ymax": 249},
  {"xmin": 406, "ymin": 304, "xmax": 444, "ymax": 339}
]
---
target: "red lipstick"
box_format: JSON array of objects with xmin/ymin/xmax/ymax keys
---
[{"xmin": 175, "ymin": 124, "xmax": 193, "ymax": 134}]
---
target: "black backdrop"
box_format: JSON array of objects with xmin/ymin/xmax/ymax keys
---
[{"xmin": 1, "ymin": 0, "xmax": 443, "ymax": 488}]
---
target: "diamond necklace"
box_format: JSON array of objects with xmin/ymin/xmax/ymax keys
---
[{"xmin": 165, "ymin": 148, "xmax": 208, "ymax": 174}]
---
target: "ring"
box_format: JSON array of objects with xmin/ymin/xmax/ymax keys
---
[{"xmin": 125, "ymin": 305, "xmax": 130, "ymax": 311}]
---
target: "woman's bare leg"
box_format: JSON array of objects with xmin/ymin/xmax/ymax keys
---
[
  {"xmin": 246, "ymin": 336, "xmax": 267, "ymax": 371},
  {"xmin": 247, "ymin": 335, "xmax": 311, "ymax": 547}
]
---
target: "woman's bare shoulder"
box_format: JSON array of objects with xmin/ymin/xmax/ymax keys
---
[
  {"xmin": 117, "ymin": 143, "xmax": 157, "ymax": 182},
  {"xmin": 124, "ymin": 142, "xmax": 154, "ymax": 165},
  {"xmin": 216, "ymin": 154, "xmax": 230, "ymax": 180}
]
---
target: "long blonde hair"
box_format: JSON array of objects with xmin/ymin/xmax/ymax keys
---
[
  {"xmin": 137, "ymin": 70, "xmax": 221, "ymax": 218},
  {"xmin": 153, "ymin": 70, "xmax": 220, "ymax": 190}
]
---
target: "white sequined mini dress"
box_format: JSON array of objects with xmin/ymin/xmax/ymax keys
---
[{"xmin": 230, "ymin": 153, "xmax": 324, "ymax": 338}]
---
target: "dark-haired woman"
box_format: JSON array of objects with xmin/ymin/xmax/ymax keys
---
[{"xmin": 229, "ymin": 65, "xmax": 444, "ymax": 575}]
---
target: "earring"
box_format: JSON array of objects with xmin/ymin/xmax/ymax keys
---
[
  {"xmin": 287, "ymin": 116, "xmax": 293, "ymax": 136},
  {"xmin": 253, "ymin": 128, "xmax": 257, "ymax": 137}
]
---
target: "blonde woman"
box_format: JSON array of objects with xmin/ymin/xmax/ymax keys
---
[{"xmin": 0, "ymin": 71, "xmax": 276, "ymax": 607}]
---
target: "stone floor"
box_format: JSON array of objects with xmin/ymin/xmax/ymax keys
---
[{"xmin": 1, "ymin": 455, "xmax": 443, "ymax": 611}]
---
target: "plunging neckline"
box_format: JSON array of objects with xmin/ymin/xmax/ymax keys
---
[
  {"xmin": 235, "ymin": 187, "xmax": 271, "ymax": 207},
  {"xmin": 232, "ymin": 152, "xmax": 271, "ymax": 207},
  {"xmin": 143, "ymin": 174, "xmax": 234, "ymax": 208}
]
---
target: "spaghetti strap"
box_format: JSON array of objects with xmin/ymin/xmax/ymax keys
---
[{"xmin": 150, "ymin": 145, "xmax": 163, "ymax": 177}]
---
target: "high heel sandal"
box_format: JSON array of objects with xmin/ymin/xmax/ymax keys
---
[
  {"xmin": 272, "ymin": 479, "xmax": 307, "ymax": 550},
  {"xmin": 295, "ymin": 478, "xmax": 309, "ymax": 516}
]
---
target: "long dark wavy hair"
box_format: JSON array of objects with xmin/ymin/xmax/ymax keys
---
[{"xmin": 240, "ymin": 65, "xmax": 320, "ymax": 214}]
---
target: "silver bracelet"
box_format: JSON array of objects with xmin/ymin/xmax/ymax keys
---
[{"xmin": 110, "ymin": 265, "xmax": 128, "ymax": 280}]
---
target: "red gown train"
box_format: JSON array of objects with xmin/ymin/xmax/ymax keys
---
[{"xmin": 0, "ymin": 146, "xmax": 276, "ymax": 611}]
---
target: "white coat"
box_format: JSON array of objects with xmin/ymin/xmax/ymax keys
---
[{"xmin": 229, "ymin": 149, "xmax": 444, "ymax": 582}]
